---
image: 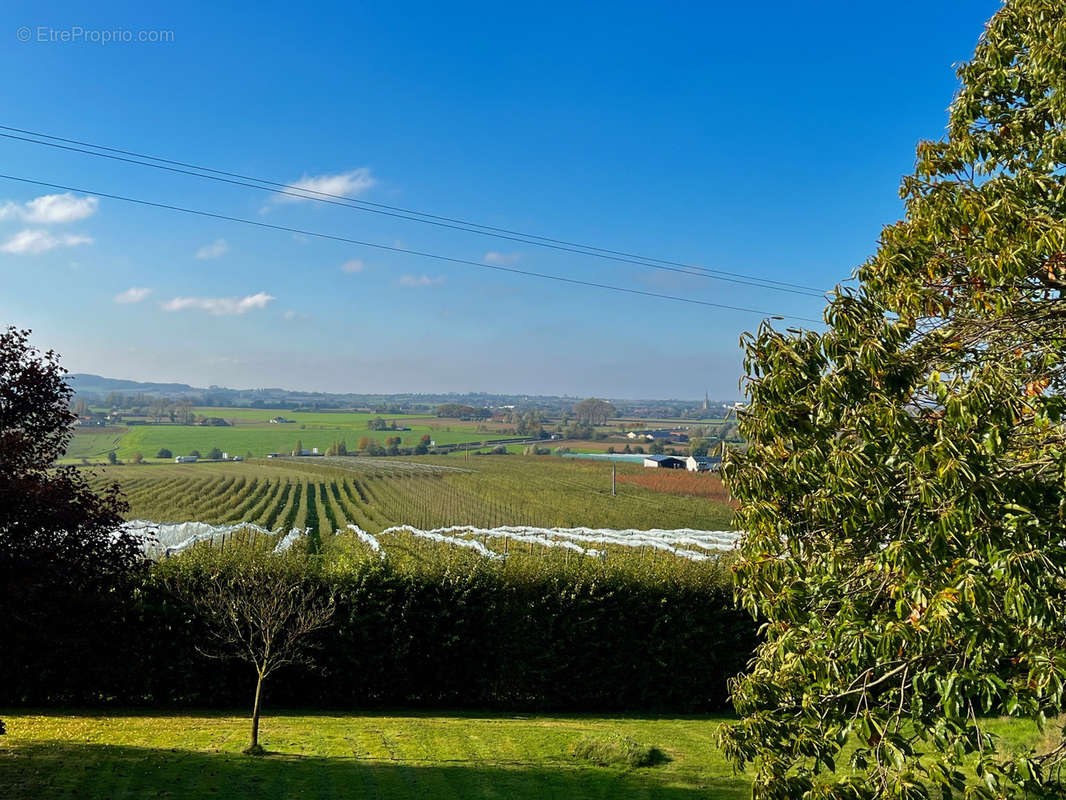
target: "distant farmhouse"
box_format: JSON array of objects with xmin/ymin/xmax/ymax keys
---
[
  {"xmin": 642, "ymin": 455, "xmax": 686, "ymax": 469},
  {"xmin": 685, "ymin": 455, "xmax": 722, "ymax": 472},
  {"xmin": 627, "ymin": 429, "xmax": 689, "ymax": 443}
]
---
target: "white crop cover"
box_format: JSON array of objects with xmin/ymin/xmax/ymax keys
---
[{"xmin": 120, "ymin": 520, "xmax": 741, "ymax": 561}]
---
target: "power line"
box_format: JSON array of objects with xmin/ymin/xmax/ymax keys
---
[
  {"xmin": 0, "ymin": 129, "xmax": 822, "ymax": 298},
  {"xmin": 0, "ymin": 124, "xmax": 828, "ymax": 298},
  {"xmin": 0, "ymin": 172, "xmax": 822, "ymax": 323}
]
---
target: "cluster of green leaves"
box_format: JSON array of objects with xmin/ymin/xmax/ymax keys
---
[{"xmin": 719, "ymin": 3, "xmax": 1066, "ymax": 798}]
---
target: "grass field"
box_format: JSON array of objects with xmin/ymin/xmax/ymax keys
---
[
  {"xmin": 64, "ymin": 408, "xmax": 518, "ymax": 463},
  {"xmin": 86, "ymin": 455, "xmax": 735, "ymax": 531},
  {"xmin": 63, "ymin": 427, "xmax": 128, "ymax": 460},
  {"xmin": 0, "ymin": 712, "xmax": 746, "ymax": 799},
  {"xmin": 0, "ymin": 712, "xmax": 1053, "ymax": 799}
]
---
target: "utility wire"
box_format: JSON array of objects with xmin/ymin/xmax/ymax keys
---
[
  {"xmin": 0, "ymin": 172, "xmax": 822, "ymax": 323},
  {"xmin": 0, "ymin": 124, "xmax": 827, "ymax": 297}
]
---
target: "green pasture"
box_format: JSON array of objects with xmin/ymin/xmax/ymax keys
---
[
  {"xmin": 0, "ymin": 712, "xmax": 1053, "ymax": 800},
  {"xmin": 112, "ymin": 425, "xmax": 505, "ymax": 460},
  {"xmin": 62, "ymin": 428, "xmax": 128, "ymax": 459},
  {"xmin": 64, "ymin": 407, "xmax": 516, "ymax": 462}
]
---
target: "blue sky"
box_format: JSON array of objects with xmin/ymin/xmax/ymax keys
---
[{"xmin": 0, "ymin": 1, "xmax": 1000, "ymax": 399}]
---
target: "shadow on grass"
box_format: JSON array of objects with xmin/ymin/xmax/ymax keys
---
[{"xmin": 1, "ymin": 741, "xmax": 749, "ymax": 800}]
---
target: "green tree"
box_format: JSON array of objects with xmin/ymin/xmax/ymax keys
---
[
  {"xmin": 106, "ymin": 450, "xmax": 118, "ymax": 465},
  {"xmin": 208, "ymin": 447, "xmax": 223, "ymax": 460},
  {"xmin": 294, "ymin": 440, "xmax": 303, "ymax": 456},
  {"xmin": 156, "ymin": 448, "xmax": 173, "ymax": 459},
  {"xmin": 0, "ymin": 327, "xmax": 140, "ymax": 738},
  {"xmin": 572, "ymin": 398, "xmax": 616, "ymax": 426},
  {"xmin": 719, "ymin": 4, "xmax": 1066, "ymax": 797}
]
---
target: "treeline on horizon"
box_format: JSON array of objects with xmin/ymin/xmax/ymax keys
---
[{"xmin": 67, "ymin": 374, "xmax": 739, "ymax": 418}]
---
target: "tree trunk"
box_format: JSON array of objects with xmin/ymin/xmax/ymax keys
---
[{"xmin": 250, "ymin": 672, "xmax": 264, "ymax": 748}]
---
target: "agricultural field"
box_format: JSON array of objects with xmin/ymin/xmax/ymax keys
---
[
  {"xmin": 0, "ymin": 712, "xmax": 1054, "ymax": 800},
  {"xmin": 64, "ymin": 407, "xmax": 518, "ymax": 464},
  {"xmin": 86, "ymin": 454, "xmax": 735, "ymax": 533},
  {"xmin": 618, "ymin": 469, "xmax": 735, "ymax": 501},
  {"xmin": 62, "ymin": 427, "xmax": 128, "ymax": 460}
]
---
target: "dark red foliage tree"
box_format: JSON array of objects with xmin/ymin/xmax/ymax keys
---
[{"xmin": 0, "ymin": 327, "xmax": 143, "ymax": 708}]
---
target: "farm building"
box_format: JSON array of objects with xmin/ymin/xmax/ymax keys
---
[
  {"xmin": 643, "ymin": 455, "xmax": 686, "ymax": 469},
  {"xmin": 628, "ymin": 429, "xmax": 687, "ymax": 442},
  {"xmin": 686, "ymin": 455, "xmax": 723, "ymax": 472}
]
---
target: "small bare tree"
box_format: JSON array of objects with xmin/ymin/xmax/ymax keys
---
[{"xmin": 177, "ymin": 553, "xmax": 334, "ymax": 755}]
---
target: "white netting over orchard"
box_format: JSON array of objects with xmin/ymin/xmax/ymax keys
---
[
  {"xmin": 120, "ymin": 520, "xmax": 306, "ymax": 557},
  {"xmin": 121, "ymin": 520, "xmax": 741, "ymax": 561}
]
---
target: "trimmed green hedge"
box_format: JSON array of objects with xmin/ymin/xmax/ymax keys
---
[{"xmin": 3, "ymin": 549, "xmax": 757, "ymax": 712}]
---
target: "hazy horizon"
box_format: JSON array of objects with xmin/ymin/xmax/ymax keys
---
[{"xmin": 65, "ymin": 368, "xmax": 741, "ymax": 405}]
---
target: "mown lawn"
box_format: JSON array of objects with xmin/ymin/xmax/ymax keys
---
[
  {"xmin": 0, "ymin": 711, "xmax": 747, "ymax": 799},
  {"xmin": 1, "ymin": 712, "xmax": 1056, "ymax": 799}
]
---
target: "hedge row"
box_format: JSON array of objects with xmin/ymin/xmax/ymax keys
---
[{"xmin": 3, "ymin": 550, "xmax": 758, "ymax": 713}]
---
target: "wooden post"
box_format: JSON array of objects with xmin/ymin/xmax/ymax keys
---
[{"xmin": 612, "ymin": 463, "xmax": 616, "ymax": 496}]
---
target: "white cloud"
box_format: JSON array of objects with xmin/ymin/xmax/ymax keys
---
[
  {"xmin": 26, "ymin": 193, "xmax": 98, "ymax": 223},
  {"xmin": 484, "ymin": 251, "xmax": 519, "ymax": 265},
  {"xmin": 283, "ymin": 310, "xmax": 308, "ymax": 321},
  {"xmin": 114, "ymin": 287, "xmax": 152, "ymax": 304},
  {"xmin": 0, "ymin": 229, "xmax": 93, "ymax": 254},
  {"xmin": 195, "ymin": 239, "xmax": 229, "ymax": 260},
  {"xmin": 0, "ymin": 193, "xmax": 98, "ymax": 223},
  {"xmin": 340, "ymin": 258, "xmax": 366, "ymax": 273},
  {"xmin": 269, "ymin": 168, "xmax": 375, "ymax": 206},
  {"xmin": 398, "ymin": 274, "xmax": 445, "ymax": 288},
  {"xmin": 161, "ymin": 291, "xmax": 276, "ymax": 316}
]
